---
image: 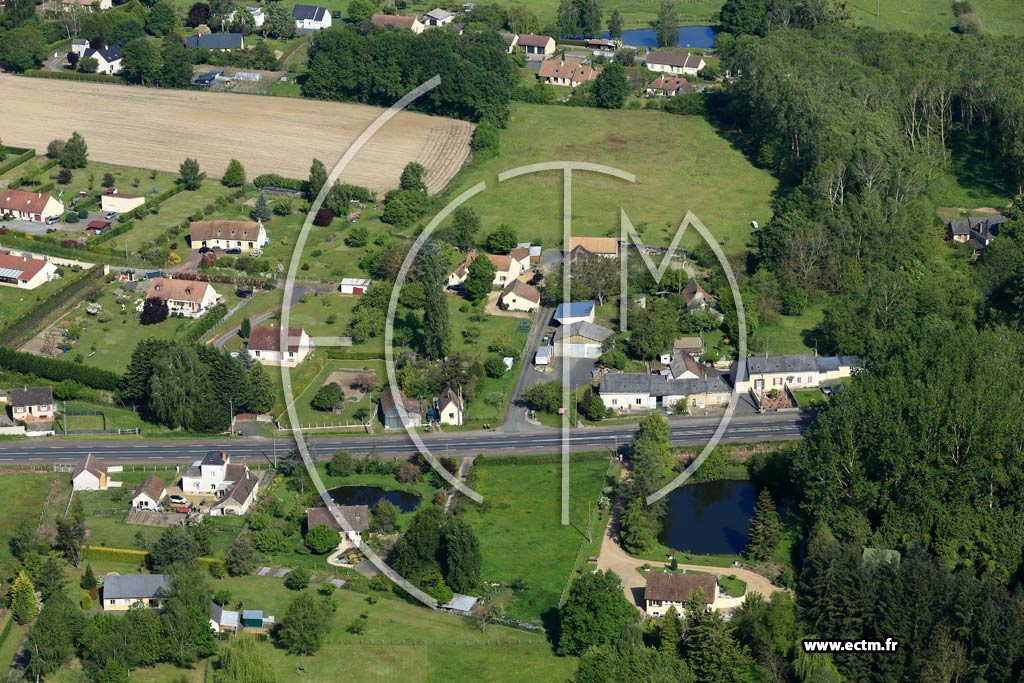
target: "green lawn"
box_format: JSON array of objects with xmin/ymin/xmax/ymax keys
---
[
  {"xmin": 58, "ymin": 399, "xmax": 170, "ymax": 435},
  {"xmin": 50, "ymin": 280, "xmax": 215, "ymax": 373},
  {"xmin": 78, "ymin": 470, "xmax": 246, "ymax": 553},
  {"xmin": 459, "ymin": 455, "xmax": 611, "ymax": 624},
  {"xmin": 0, "ymin": 271, "xmax": 89, "ymax": 334},
  {"xmin": 51, "ymin": 162, "xmax": 177, "ymax": 207},
  {"xmin": 972, "ymin": 0, "xmax": 1024, "ymax": 34},
  {"xmin": 123, "ymin": 182, "xmax": 234, "ymax": 255},
  {"xmin": 0, "ymin": 473, "xmax": 60, "ymax": 576},
  {"xmin": 220, "ymin": 575, "xmax": 575, "ymax": 683},
  {"xmin": 848, "ymin": 0, "xmax": 955, "ymax": 33},
  {"xmin": 930, "ymin": 124, "xmax": 1016, "ymax": 209},
  {"xmin": 444, "ymin": 104, "xmax": 777, "ymax": 260},
  {"xmin": 756, "ymin": 301, "xmax": 827, "ymax": 355},
  {"xmin": 286, "ymin": 359, "xmax": 384, "ymax": 428}
]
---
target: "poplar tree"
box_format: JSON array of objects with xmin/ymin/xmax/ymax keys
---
[{"xmin": 746, "ymin": 488, "xmax": 782, "ymax": 561}]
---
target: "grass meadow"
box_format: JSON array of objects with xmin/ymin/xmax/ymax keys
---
[
  {"xmin": 444, "ymin": 104, "xmax": 777, "ymax": 261},
  {"xmin": 459, "ymin": 455, "xmax": 612, "ymax": 624}
]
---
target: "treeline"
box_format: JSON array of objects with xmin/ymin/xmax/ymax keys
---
[
  {"xmin": 718, "ymin": 29, "xmax": 1024, "ymax": 353},
  {"xmin": 118, "ymin": 338, "xmax": 275, "ymax": 431},
  {"xmin": 389, "ymin": 506, "xmax": 482, "ymax": 604},
  {"xmin": 304, "ymin": 26, "xmax": 517, "ymax": 124},
  {"xmin": 790, "ymin": 322, "xmax": 1024, "ymax": 580},
  {"xmin": 0, "ymin": 346, "xmax": 120, "ymax": 391}
]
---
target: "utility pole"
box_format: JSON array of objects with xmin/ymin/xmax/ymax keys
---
[
  {"xmin": 228, "ymin": 398, "xmax": 233, "ymax": 435},
  {"xmin": 63, "ymin": 400, "xmax": 67, "ymax": 436}
]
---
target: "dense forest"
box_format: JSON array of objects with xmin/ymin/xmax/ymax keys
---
[{"xmin": 569, "ymin": 25, "xmax": 1024, "ymax": 683}]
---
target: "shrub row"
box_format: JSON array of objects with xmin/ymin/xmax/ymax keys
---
[
  {"xmin": 24, "ymin": 69, "xmax": 124, "ymax": 84},
  {"xmin": 0, "ymin": 267, "xmax": 105, "ymax": 347},
  {"xmin": 0, "ymin": 345, "xmax": 120, "ymax": 391},
  {"xmin": 172, "ymin": 271, "xmax": 269, "ymax": 290},
  {"xmin": 0, "ymin": 227, "xmax": 129, "ymax": 265},
  {"xmin": 0, "ymin": 613, "xmax": 15, "ymax": 653},
  {"xmin": 89, "ymin": 220, "xmax": 133, "ymax": 245},
  {"xmin": 253, "ymin": 173, "xmax": 307, "ymax": 193},
  {"xmin": 0, "ymin": 147, "xmax": 35, "ymax": 176},
  {"xmin": 116, "ymin": 184, "xmax": 186, "ymax": 224},
  {"xmin": 325, "ymin": 349, "xmax": 386, "ymax": 361},
  {"xmin": 475, "ymin": 452, "xmax": 611, "ymax": 467},
  {"xmin": 181, "ymin": 302, "xmax": 229, "ymax": 344},
  {"xmin": 82, "ymin": 545, "xmax": 219, "ymax": 569}
]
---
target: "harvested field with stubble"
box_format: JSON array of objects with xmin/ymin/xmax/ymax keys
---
[{"xmin": 0, "ymin": 75, "xmax": 474, "ymax": 194}]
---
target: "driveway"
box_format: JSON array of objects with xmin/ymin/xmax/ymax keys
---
[
  {"xmin": 211, "ymin": 283, "xmax": 336, "ymax": 349},
  {"xmin": 501, "ymin": 306, "xmax": 553, "ymax": 434},
  {"xmin": 596, "ymin": 499, "xmax": 787, "ymax": 611}
]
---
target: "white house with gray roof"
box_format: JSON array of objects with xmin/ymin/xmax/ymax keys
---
[
  {"xmin": 102, "ymin": 574, "xmax": 168, "ymax": 612},
  {"xmin": 554, "ymin": 321, "xmax": 613, "ymax": 358},
  {"xmin": 733, "ymin": 354, "xmax": 861, "ymax": 396},
  {"xmin": 599, "ymin": 373, "xmax": 731, "ymax": 412}
]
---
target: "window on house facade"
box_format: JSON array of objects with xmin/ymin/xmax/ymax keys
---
[{"xmin": 636, "ymin": 398, "xmax": 642, "ymax": 405}]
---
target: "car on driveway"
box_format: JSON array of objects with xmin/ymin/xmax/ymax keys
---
[
  {"xmin": 168, "ymin": 494, "xmax": 188, "ymax": 506},
  {"xmin": 105, "ymin": 212, "xmax": 117, "ymax": 220},
  {"xmin": 45, "ymin": 216, "xmax": 60, "ymax": 225},
  {"xmin": 225, "ymin": 248, "xmax": 242, "ymax": 255}
]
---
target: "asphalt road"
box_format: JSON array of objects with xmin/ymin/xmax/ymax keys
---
[{"xmin": 0, "ymin": 412, "xmax": 810, "ymax": 464}]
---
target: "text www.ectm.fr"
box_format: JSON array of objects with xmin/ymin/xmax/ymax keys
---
[{"xmin": 802, "ymin": 639, "xmax": 899, "ymax": 653}]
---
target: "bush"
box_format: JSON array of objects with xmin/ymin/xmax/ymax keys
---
[
  {"xmin": 65, "ymin": 213, "xmax": 79, "ymax": 224},
  {"xmin": 77, "ymin": 209, "xmax": 88, "ymax": 219},
  {"xmin": 483, "ymin": 354, "xmax": 507, "ymax": 378},
  {"xmin": 283, "ymin": 567, "xmax": 311, "ymax": 590},
  {"xmin": 252, "ymin": 173, "xmax": 306, "ymax": 192},
  {"xmin": 311, "ymin": 382, "xmax": 344, "ymax": 412},
  {"xmin": 598, "ymin": 349, "xmax": 628, "ymax": 370},
  {"xmin": 327, "ymin": 450, "xmax": 355, "ymax": 477},
  {"xmin": 305, "ymin": 524, "xmax": 339, "ymax": 554},
  {"xmin": 313, "ymin": 207, "xmax": 334, "ymax": 226}
]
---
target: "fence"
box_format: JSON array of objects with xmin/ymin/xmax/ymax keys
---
[
  {"xmin": 0, "ymin": 266, "xmax": 105, "ymax": 347},
  {"xmin": 275, "ymin": 422, "xmax": 369, "ymax": 432},
  {"xmin": 557, "ymin": 456, "xmax": 616, "ymax": 608}
]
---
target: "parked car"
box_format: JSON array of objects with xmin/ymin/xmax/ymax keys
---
[
  {"xmin": 174, "ymin": 506, "xmax": 190, "ymax": 514},
  {"xmin": 45, "ymin": 216, "xmax": 60, "ymax": 225},
  {"xmin": 225, "ymin": 248, "xmax": 242, "ymax": 255},
  {"xmin": 105, "ymin": 212, "xmax": 117, "ymax": 220},
  {"xmin": 168, "ymin": 494, "xmax": 188, "ymax": 505},
  {"xmin": 821, "ymin": 385, "xmax": 833, "ymax": 396}
]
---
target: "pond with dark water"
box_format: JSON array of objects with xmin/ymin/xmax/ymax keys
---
[
  {"xmin": 658, "ymin": 480, "xmax": 781, "ymax": 555},
  {"xmin": 603, "ymin": 26, "xmax": 717, "ymax": 49},
  {"xmin": 327, "ymin": 485, "xmax": 421, "ymax": 513}
]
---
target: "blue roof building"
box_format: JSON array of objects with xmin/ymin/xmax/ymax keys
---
[{"xmin": 553, "ymin": 301, "xmax": 595, "ymax": 324}]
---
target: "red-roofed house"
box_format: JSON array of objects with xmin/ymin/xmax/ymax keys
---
[
  {"xmin": 189, "ymin": 220, "xmax": 267, "ymax": 253},
  {"xmin": 646, "ymin": 73, "xmax": 697, "ymax": 97},
  {"xmin": 514, "ymin": 34, "xmax": 555, "ymax": 61},
  {"xmin": 247, "ymin": 325, "xmax": 312, "ymax": 366},
  {"xmin": 145, "ymin": 278, "xmax": 221, "ymax": 318},
  {"xmin": 100, "ymin": 188, "xmax": 145, "ymax": 214},
  {"xmin": 499, "ymin": 279, "xmax": 541, "ymax": 313},
  {"xmin": 0, "ymin": 189, "xmax": 63, "ymax": 222},
  {"xmin": 645, "ymin": 51, "xmax": 705, "ymax": 76},
  {"xmin": 0, "ymin": 250, "xmax": 58, "ymax": 290},
  {"xmin": 72, "ymin": 453, "xmax": 108, "ymax": 491},
  {"xmin": 370, "ymin": 13, "xmax": 425, "ymax": 33},
  {"xmin": 538, "ymin": 58, "xmax": 599, "ymax": 87}
]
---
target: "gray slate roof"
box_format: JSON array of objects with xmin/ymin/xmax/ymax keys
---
[
  {"xmin": 185, "ymin": 33, "xmax": 243, "ymax": 49},
  {"xmin": 292, "ymin": 4, "xmax": 328, "ymax": 20},
  {"xmin": 599, "ymin": 373, "xmax": 730, "ymax": 397},
  {"xmin": 9, "ymin": 386, "xmax": 52, "ymax": 407},
  {"xmin": 554, "ymin": 321, "xmax": 613, "ymax": 343},
  {"xmin": 746, "ymin": 354, "xmax": 819, "ymax": 375},
  {"xmin": 103, "ymin": 574, "xmax": 168, "ymax": 600}
]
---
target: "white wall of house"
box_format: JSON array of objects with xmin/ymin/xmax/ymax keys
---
[
  {"xmin": 73, "ymin": 471, "xmax": 102, "ymax": 491},
  {"xmin": 132, "ymin": 492, "xmax": 164, "ymax": 510},
  {"xmin": 500, "ymin": 292, "xmax": 538, "ymax": 312}
]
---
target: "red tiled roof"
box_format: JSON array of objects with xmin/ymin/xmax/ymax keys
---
[
  {"xmin": 500, "ymin": 279, "xmax": 540, "ymax": 304},
  {"xmin": 0, "ymin": 250, "xmax": 52, "ymax": 282},
  {"xmin": 646, "ymin": 51, "xmax": 704, "ymax": 69},
  {"xmin": 72, "ymin": 453, "xmax": 106, "ymax": 480},
  {"xmin": 248, "ymin": 325, "xmax": 306, "ymax": 353},
  {"xmin": 190, "ymin": 220, "xmax": 263, "ymax": 243},
  {"xmin": 0, "ymin": 189, "xmax": 57, "ymax": 214},
  {"xmin": 146, "ymin": 277, "xmax": 214, "ymax": 304},
  {"xmin": 105, "ymin": 188, "xmax": 142, "ymax": 199},
  {"xmin": 538, "ymin": 58, "xmax": 598, "ymax": 83},
  {"xmin": 133, "ymin": 475, "xmax": 166, "ymax": 502},
  {"xmin": 516, "ymin": 33, "xmax": 553, "ymax": 48},
  {"xmin": 644, "ymin": 571, "xmax": 716, "ymax": 604},
  {"xmin": 371, "ymin": 13, "xmax": 417, "ymax": 28},
  {"xmin": 648, "ymin": 73, "xmax": 697, "ymax": 93},
  {"xmin": 307, "ymin": 505, "xmax": 370, "ymax": 532}
]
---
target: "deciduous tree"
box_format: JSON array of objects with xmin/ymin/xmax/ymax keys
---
[{"xmin": 558, "ymin": 570, "xmax": 635, "ymax": 655}]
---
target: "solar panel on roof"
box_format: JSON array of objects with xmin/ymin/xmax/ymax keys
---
[{"xmin": 0, "ymin": 267, "xmax": 24, "ymax": 279}]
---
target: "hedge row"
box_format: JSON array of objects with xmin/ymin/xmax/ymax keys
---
[
  {"xmin": 182, "ymin": 302, "xmax": 229, "ymax": 344},
  {"xmin": 90, "ymin": 219, "xmax": 133, "ymax": 245},
  {"xmin": 24, "ymin": 69, "xmax": 124, "ymax": 84},
  {"xmin": 0, "ymin": 345, "xmax": 121, "ymax": 391},
  {"xmin": 0, "ymin": 227, "xmax": 130, "ymax": 265},
  {"xmin": 0, "ymin": 613, "xmax": 14, "ymax": 654},
  {"xmin": 0, "ymin": 147, "xmax": 35, "ymax": 176},
  {"xmin": 475, "ymin": 452, "xmax": 612, "ymax": 467},
  {"xmin": 172, "ymin": 272, "xmax": 268, "ymax": 289},
  {"xmin": 253, "ymin": 174, "xmax": 307, "ymax": 193},
  {"xmin": 325, "ymin": 349, "xmax": 386, "ymax": 361},
  {"xmin": 115, "ymin": 184, "xmax": 186, "ymax": 225},
  {"xmin": 82, "ymin": 545, "xmax": 218, "ymax": 569},
  {"xmin": 0, "ymin": 267, "xmax": 105, "ymax": 347}
]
